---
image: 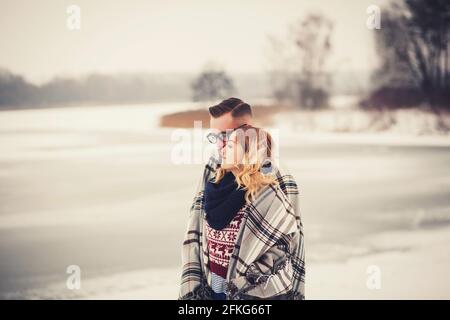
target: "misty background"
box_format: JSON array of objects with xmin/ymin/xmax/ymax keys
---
[
  {"xmin": 0, "ymin": 0, "xmax": 379, "ymax": 108},
  {"xmin": 1, "ymin": 0, "xmax": 450, "ymax": 300}
]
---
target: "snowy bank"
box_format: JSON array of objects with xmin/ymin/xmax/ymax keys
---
[{"xmin": 273, "ymin": 108, "xmax": 450, "ymax": 136}]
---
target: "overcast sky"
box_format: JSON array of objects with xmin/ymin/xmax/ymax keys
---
[{"xmin": 0, "ymin": 0, "xmax": 389, "ymax": 83}]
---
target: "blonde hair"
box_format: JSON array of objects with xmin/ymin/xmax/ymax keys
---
[{"xmin": 214, "ymin": 126, "xmax": 278, "ymax": 203}]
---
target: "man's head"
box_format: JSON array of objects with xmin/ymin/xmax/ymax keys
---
[{"xmin": 209, "ymin": 97, "xmax": 252, "ymax": 131}]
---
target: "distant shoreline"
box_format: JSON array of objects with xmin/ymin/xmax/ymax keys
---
[
  {"xmin": 160, "ymin": 105, "xmax": 450, "ymax": 136},
  {"xmin": 0, "ymin": 100, "xmax": 199, "ymax": 112},
  {"xmin": 160, "ymin": 104, "xmax": 292, "ymax": 128}
]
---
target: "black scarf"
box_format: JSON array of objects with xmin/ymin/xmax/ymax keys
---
[{"xmin": 204, "ymin": 171, "xmax": 246, "ymax": 230}]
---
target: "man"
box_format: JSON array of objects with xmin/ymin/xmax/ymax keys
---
[
  {"xmin": 209, "ymin": 97, "xmax": 253, "ymax": 133},
  {"xmin": 179, "ymin": 97, "xmax": 305, "ymax": 300}
]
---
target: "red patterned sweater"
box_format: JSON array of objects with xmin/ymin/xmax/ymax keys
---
[{"xmin": 205, "ymin": 208, "xmax": 246, "ymax": 292}]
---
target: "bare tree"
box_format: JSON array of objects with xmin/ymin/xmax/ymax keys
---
[
  {"xmin": 265, "ymin": 14, "xmax": 333, "ymax": 109},
  {"xmin": 293, "ymin": 14, "xmax": 333, "ymax": 108},
  {"xmin": 191, "ymin": 68, "xmax": 234, "ymax": 102},
  {"xmin": 370, "ymin": 0, "xmax": 450, "ymax": 109}
]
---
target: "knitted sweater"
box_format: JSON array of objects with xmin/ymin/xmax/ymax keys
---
[{"xmin": 205, "ymin": 208, "xmax": 246, "ymax": 299}]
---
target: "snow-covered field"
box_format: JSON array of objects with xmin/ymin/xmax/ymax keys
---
[
  {"xmin": 273, "ymin": 107, "xmax": 450, "ymax": 136},
  {"xmin": 0, "ymin": 103, "xmax": 449, "ymax": 299}
]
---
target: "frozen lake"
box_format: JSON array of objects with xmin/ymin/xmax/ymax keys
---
[{"xmin": 0, "ymin": 103, "xmax": 450, "ymax": 299}]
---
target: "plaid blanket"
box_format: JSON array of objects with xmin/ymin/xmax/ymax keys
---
[{"xmin": 179, "ymin": 156, "xmax": 305, "ymax": 300}]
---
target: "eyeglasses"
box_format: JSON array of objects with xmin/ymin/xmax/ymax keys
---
[{"xmin": 206, "ymin": 124, "xmax": 248, "ymax": 147}]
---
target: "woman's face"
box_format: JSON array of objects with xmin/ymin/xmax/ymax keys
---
[{"xmin": 220, "ymin": 131, "xmax": 244, "ymax": 170}]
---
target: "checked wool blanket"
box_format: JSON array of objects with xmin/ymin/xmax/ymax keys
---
[{"xmin": 179, "ymin": 156, "xmax": 305, "ymax": 300}]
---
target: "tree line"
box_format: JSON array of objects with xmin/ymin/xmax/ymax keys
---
[{"xmin": 0, "ymin": 70, "xmax": 191, "ymax": 108}]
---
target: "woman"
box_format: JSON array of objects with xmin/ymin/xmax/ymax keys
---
[{"xmin": 179, "ymin": 125, "xmax": 305, "ymax": 300}]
